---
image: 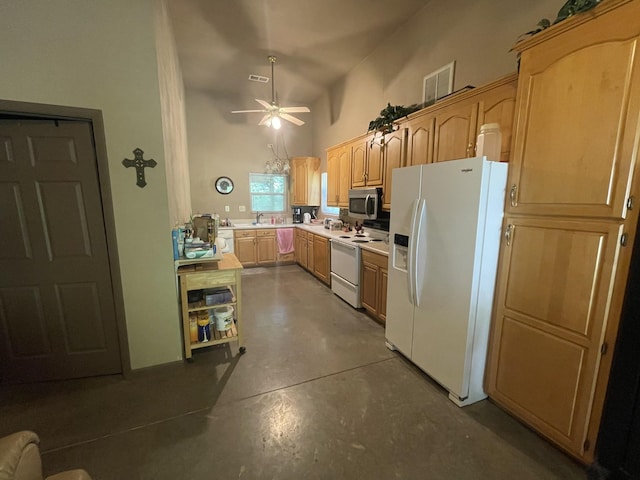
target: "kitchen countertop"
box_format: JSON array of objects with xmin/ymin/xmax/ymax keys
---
[
  {"xmin": 295, "ymin": 224, "xmax": 390, "ymax": 256},
  {"xmin": 220, "ymin": 222, "xmax": 389, "ymax": 255}
]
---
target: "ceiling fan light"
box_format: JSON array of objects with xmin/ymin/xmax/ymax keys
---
[{"xmin": 271, "ymin": 116, "xmax": 282, "ymax": 129}]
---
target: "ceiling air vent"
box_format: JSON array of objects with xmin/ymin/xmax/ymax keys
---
[{"xmin": 248, "ymin": 74, "xmax": 269, "ymax": 83}]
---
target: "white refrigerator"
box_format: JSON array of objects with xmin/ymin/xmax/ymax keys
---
[{"xmin": 385, "ymin": 157, "xmax": 508, "ymax": 407}]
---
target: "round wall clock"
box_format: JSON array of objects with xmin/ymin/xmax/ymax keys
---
[{"xmin": 214, "ymin": 176, "xmax": 234, "ymax": 195}]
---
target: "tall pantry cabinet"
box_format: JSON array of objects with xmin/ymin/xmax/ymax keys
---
[{"xmin": 485, "ymin": 0, "xmax": 640, "ymax": 463}]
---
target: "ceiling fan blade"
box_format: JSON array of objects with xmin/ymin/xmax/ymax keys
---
[
  {"xmin": 255, "ymin": 99, "xmax": 273, "ymax": 109},
  {"xmin": 258, "ymin": 114, "xmax": 271, "ymax": 126},
  {"xmin": 279, "ymin": 106, "xmax": 310, "ymax": 113},
  {"xmin": 279, "ymin": 113, "xmax": 305, "ymax": 126},
  {"xmin": 231, "ymin": 109, "xmax": 267, "ymax": 113}
]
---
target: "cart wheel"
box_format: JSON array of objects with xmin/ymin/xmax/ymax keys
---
[
  {"xmin": 239, "ymin": 346, "xmax": 246, "ymax": 354},
  {"xmin": 186, "ymin": 357, "xmax": 194, "ymax": 363}
]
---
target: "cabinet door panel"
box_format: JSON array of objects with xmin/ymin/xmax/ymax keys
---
[
  {"xmin": 235, "ymin": 237, "xmax": 256, "ymax": 266},
  {"xmin": 326, "ymin": 147, "xmax": 340, "ymax": 206},
  {"xmin": 338, "ymin": 147, "xmax": 352, "ymax": 207},
  {"xmin": 433, "ymin": 103, "xmax": 478, "ymax": 163},
  {"xmin": 307, "ymin": 235, "xmax": 314, "ymax": 272},
  {"xmin": 504, "ymin": 223, "xmax": 612, "ymax": 337},
  {"xmin": 382, "ymin": 129, "xmax": 407, "ymax": 210},
  {"xmin": 486, "ymin": 216, "xmax": 624, "ymax": 456},
  {"xmin": 351, "ymin": 142, "xmax": 367, "ymax": 187},
  {"xmin": 476, "ymin": 77, "xmax": 517, "ymax": 163},
  {"xmin": 292, "ymin": 159, "xmax": 307, "ymax": 205},
  {"xmin": 495, "ymin": 317, "xmax": 585, "ymax": 436},
  {"xmin": 361, "ymin": 261, "xmax": 378, "ymax": 314},
  {"xmin": 510, "ymin": 37, "xmax": 640, "ymax": 218},
  {"xmin": 366, "ymin": 135, "xmax": 384, "ymax": 187},
  {"xmin": 257, "ymin": 236, "xmax": 276, "ymax": 264},
  {"xmin": 379, "ymin": 268, "xmax": 388, "ymax": 323},
  {"xmin": 312, "ymin": 235, "xmax": 329, "ymax": 284},
  {"xmin": 407, "ymin": 115, "xmax": 434, "ymax": 166}
]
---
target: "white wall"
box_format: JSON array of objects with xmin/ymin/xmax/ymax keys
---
[
  {"xmin": 155, "ymin": 0, "xmax": 192, "ymax": 227},
  {"xmin": 312, "ymin": 0, "xmax": 565, "ymax": 162},
  {"xmin": 0, "ymin": 0, "xmax": 183, "ymax": 369},
  {"xmin": 186, "ymin": 90, "xmax": 313, "ymax": 217}
]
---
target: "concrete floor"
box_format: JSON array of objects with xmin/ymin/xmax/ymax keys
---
[{"xmin": 0, "ymin": 265, "xmax": 586, "ymax": 479}]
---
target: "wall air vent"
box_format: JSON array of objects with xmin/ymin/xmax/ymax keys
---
[
  {"xmin": 248, "ymin": 74, "xmax": 269, "ymax": 83},
  {"xmin": 422, "ymin": 61, "xmax": 455, "ymax": 107}
]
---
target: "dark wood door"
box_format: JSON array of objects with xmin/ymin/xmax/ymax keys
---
[{"xmin": 0, "ymin": 119, "xmax": 122, "ymax": 382}]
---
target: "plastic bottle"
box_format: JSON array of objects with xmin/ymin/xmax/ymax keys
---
[{"xmin": 476, "ymin": 123, "xmax": 502, "ymax": 161}]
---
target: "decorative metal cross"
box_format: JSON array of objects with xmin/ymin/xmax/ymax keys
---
[{"xmin": 122, "ymin": 148, "xmax": 157, "ymax": 188}]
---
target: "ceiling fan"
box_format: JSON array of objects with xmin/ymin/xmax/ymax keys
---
[{"xmin": 231, "ymin": 55, "xmax": 310, "ymax": 129}]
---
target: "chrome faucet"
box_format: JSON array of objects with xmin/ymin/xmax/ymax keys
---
[{"xmin": 256, "ymin": 212, "xmax": 263, "ymax": 224}]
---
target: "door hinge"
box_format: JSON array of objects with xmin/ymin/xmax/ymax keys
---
[
  {"xmin": 627, "ymin": 196, "xmax": 634, "ymax": 210},
  {"xmin": 621, "ymin": 233, "xmax": 628, "ymax": 247},
  {"xmin": 600, "ymin": 342, "xmax": 608, "ymax": 355},
  {"xmin": 583, "ymin": 439, "xmax": 591, "ymax": 452}
]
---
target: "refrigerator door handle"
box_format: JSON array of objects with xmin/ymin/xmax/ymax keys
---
[
  {"xmin": 408, "ymin": 199, "xmax": 420, "ymax": 305},
  {"xmin": 414, "ymin": 199, "xmax": 427, "ymax": 307}
]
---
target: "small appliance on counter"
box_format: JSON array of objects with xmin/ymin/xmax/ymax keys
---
[
  {"xmin": 292, "ymin": 207, "xmax": 302, "ymax": 223},
  {"xmin": 292, "ymin": 205, "xmax": 318, "ymax": 224},
  {"xmin": 324, "ymin": 219, "xmax": 344, "ymax": 231}
]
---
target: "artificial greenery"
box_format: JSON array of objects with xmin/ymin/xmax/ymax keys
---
[
  {"xmin": 519, "ymin": 0, "xmax": 602, "ymax": 40},
  {"xmin": 367, "ymin": 103, "xmax": 421, "ymax": 135}
]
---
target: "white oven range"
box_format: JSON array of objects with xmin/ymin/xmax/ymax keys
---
[
  {"xmin": 330, "ymin": 238, "xmax": 362, "ymax": 308},
  {"xmin": 329, "ymin": 229, "xmax": 388, "ymax": 308}
]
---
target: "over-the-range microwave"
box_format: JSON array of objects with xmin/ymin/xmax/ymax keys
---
[{"xmin": 348, "ymin": 187, "xmax": 382, "ymax": 220}]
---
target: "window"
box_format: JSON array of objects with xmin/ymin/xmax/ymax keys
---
[
  {"xmin": 321, "ymin": 172, "xmax": 340, "ymax": 216},
  {"xmin": 249, "ymin": 173, "xmax": 287, "ymax": 213}
]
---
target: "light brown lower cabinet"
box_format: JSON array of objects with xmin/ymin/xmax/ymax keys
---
[
  {"xmin": 312, "ymin": 235, "xmax": 330, "ymax": 285},
  {"xmin": 295, "ymin": 230, "xmax": 330, "ymax": 286},
  {"xmin": 234, "ymin": 230, "xmax": 258, "ymax": 267},
  {"xmin": 295, "ymin": 229, "xmax": 308, "ymax": 269},
  {"xmin": 360, "ymin": 250, "xmax": 388, "ymax": 324},
  {"xmin": 235, "ymin": 229, "xmax": 295, "ymax": 267},
  {"xmin": 485, "ymin": 216, "xmax": 626, "ymax": 462}
]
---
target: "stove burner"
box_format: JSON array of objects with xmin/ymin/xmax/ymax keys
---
[
  {"xmin": 339, "ymin": 235, "xmax": 351, "ymax": 238},
  {"xmin": 352, "ymin": 239, "xmax": 370, "ymax": 243},
  {"xmin": 369, "ymin": 238, "xmax": 382, "ymax": 242},
  {"xmin": 354, "ymin": 234, "xmax": 366, "ymax": 237}
]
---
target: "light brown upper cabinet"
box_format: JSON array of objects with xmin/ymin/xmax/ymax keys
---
[
  {"xmin": 326, "ymin": 144, "xmax": 352, "ymax": 208},
  {"xmin": 290, "ymin": 156, "xmax": 320, "ymax": 206},
  {"xmin": 405, "ymin": 74, "xmax": 517, "ymax": 167},
  {"xmin": 406, "ymin": 113, "xmax": 435, "ymax": 166},
  {"xmin": 507, "ymin": 11, "xmax": 639, "ymax": 219},
  {"xmin": 381, "ymin": 128, "xmax": 407, "ymax": 210},
  {"xmin": 433, "ymin": 101, "xmax": 478, "ymax": 163},
  {"xmin": 326, "ymin": 146, "xmax": 341, "ymax": 207},
  {"xmin": 352, "ymin": 134, "xmax": 384, "ymax": 188},
  {"xmin": 485, "ymin": 0, "xmax": 640, "ymax": 464},
  {"xmin": 475, "ymin": 76, "xmax": 517, "ymax": 163}
]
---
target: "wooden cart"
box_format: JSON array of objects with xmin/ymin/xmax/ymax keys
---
[{"xmin": 177, "ymin": 253, "xmax": 244, "ymax": 360}]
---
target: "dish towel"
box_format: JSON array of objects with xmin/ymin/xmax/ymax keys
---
[{"xmin": 276, "ymin": 228, "xmax": 295, "ymax": 254}]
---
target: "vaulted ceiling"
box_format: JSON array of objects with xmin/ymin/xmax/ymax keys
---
[{"xmin": 167, "ymin": 0, "xmax": 431, "ymax": 108}]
